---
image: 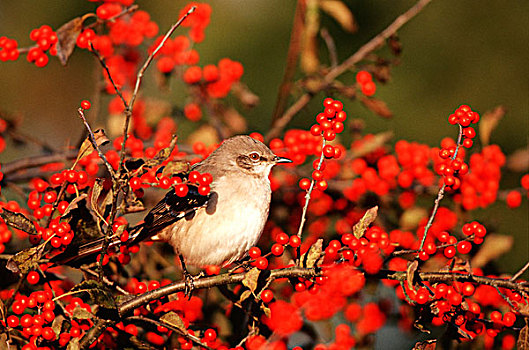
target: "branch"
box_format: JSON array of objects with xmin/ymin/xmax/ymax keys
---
[
  {"xmin": 511, "ymin": 261, "xmax": 529, "ymax": 282},
  {"xmin": 377, "ymin": 270, "xmax": 529, "ymax": 294},
  {"xmin": 79, "ymin": 266, "xmax": 320, "ymax": 349},
  {"xmin": 265, "ymin": 0, "xmax": 433, "ymax": 141}
]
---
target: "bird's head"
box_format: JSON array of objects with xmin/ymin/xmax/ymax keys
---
[{"xmin": 208, "ymin": 135, "xmax": 292, "ymax": 178}]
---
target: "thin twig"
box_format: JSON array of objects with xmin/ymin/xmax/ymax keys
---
[
  {"xmin": 90, "ymin": 43, "xmax": 129, "ymax": 110},
  {"xmin": 417, "ymin": 124, "xmax": 463, "ymax": 255},
  {"xmin": 78, "ymin": 266, "xmax": 321, "ymax": 349},
  {"xmin": 511, "ymin": 261, "xmax": 529, "ymax": 282},
  {"xmin": 126, "ymin": 316, "xmax": 214, "ymax": 350},
  {"xmin": 320, "ymin": 28, "xmax": 338, "ymax": 68},
  {"xmin": 77, "ymin": 108, "xmax": 116, "ymax": 179},
  {"xmin": 265, "ymin": 0, "xmax": 433, "ymax": 141},
  {"xmin": 1, "ymin": 150, "xmax": 78, "ymax": 176}
]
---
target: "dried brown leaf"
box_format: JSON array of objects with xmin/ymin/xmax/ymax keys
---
[
  {"xmin": 160, "ymin": 311, "xmax": 187, "ymax": 333},
  {"xmin": 361, "ymin": 96, "xmax": 393, "ymax": 118},
  {"xmin": 0, "ymin": 209, "xmax": 37, "ymax": 235},
  {"xmin": 90, "ymin": 179, "xmax": 105, "ymax": 220},
  {"xmin": 479, "ymin": 105, "xmax": 506, "ymax": 146},
  {"xmin": 231, "ymin": 82, "xmax": 260, "ymax": 109},
  {"xmin": 221, "ymin": 107, "xmax": 248, "ymax": 134},
  {"xmin": 413, "ymin": 339, "xmax": 437, "ymax": 350},
  {"xmin": 260, "ymin": 304, "xmax": 271, "ymax": 318},
  {"xmin": 507, "ymin": 147, "xmax": 529, "ymax": 172},
  {"xmin": 161, "ymin": 160, "xmax": 190, "ymax": 178},
  {"xmin": 242, "ymin": 267, "xmax": 260, "ymax": 293},
  {"xmin": 72, "ymin": 280, "xmax": 117, "ymax": 310},
  {"xmin": 350, "ymin": 131, "xmax": 393, "ymax": 158},
  {"xmin": 6, "ymin": 243, "xmax": 46, "ymax": 273},
  {"xmin": 66, "ymin": 338, "xmax": 80, "ymax": 350},
  {"xmin": 72, "ymin": 304, "xmax": 93, "ymax": 320},
  {"xmin": 353, "ymin": 206, "xmax": 378, "ymax": 238},
  {"xmin": 61, "ymin": 193, "xmax": 88, "ymax": 217},
  {"xmin": 76, "ymin": 129, "xmax": 110, "ymax": 165},
  {"xmin": 471, "ymin": 234, "xmax": 514, "ymax": 268},
  {"xmin": 301, "ymin": 239, "xmax": 324, "ymax": 268},
  {"xmin": 239, "ymin": 290, "xmax": 252, "ymax": 303},
  {"xmin": 319, "ymin": 0, "xmax": 357, "ymax": 33},
  {"xmin": 406, "ymin": 260, "xmax": 419, "ymax": 291},
  {"xmin": 55, "ymin": 17, "xmax": 84, "ymax": 66}
]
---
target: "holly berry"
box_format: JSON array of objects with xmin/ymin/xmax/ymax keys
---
[{"xmin": 81, "ymin": 100, "xmax": 91, "ymax": 110}]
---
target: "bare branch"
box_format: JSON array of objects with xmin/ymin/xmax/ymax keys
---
[{"xmin": 265, "ymin": 0, "xmax": 433, "ymax": 141}]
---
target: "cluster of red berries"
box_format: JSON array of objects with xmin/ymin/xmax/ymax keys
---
[
  {"xmin": 179, "ymin": 3, "xmax": 212, "ymax": 43},
  {"xmin": 356, "ymin": 70, "xmax": 376, "ymax": 96},
  {"xmin": 295, "ymin": 98, "xmax": 347, "ymax": 191},
  {"xmin": 76, "ymin": 28, "xmax": 114, "ymax": 58},
  {"xmin": 458, "ymin": 144, "xmax": 505, "ymax": 210},
  {"xmin": 27, "ymin": 25, "xmax": 57, "ymax": 67},
  {"xmin": 107, "ymin": 9, "xmax": 159, "ymax": 47},
  {"xmin": 506, "ymin": 173, "xmax": 529, "ymax": 208},
  {"xmin": 153, "ymin": 35, "xmax": 198, "ymax": 73},
  {"xmin": 0, "ymin": 36, "xmax": 19, "ymax": 61}
]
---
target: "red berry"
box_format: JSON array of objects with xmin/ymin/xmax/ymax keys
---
[
  {"xmin": 27, "ymin": 271, "xmax": 40, "ymax": 284},
  {"xmin": 506, "ymin": 190, "xmax": 522, "ymax": 208},
  {"xmin": 81, "ymin": 100, "xmax": 91, "ymax": 110},
  {"xmin": 249, "ymin": 247, "xmax": 261, "ymax": 259},
  {"xmin": 254, "ymin": 257, "xmax": 268, "ymax": 270},
  {"xmin": 322, "ymin": 145, "xmax": 334, "ymax": 158},
  {"xmin": 356, "ymin": 70, "xmax": 372, "ymax": 84},
  {"xmin": 261, "ymin": 289, "xmax": 273, "ymax": 303},
  {"xmin": 299, "ymin": 178, "xmax": 311, "ymax": 190},
  {"xmin": 203, "ymin": 328, "xmax": 217, "ymax": 342},
  {"xmin": 289, "ymin": 235, "xmax": 301, "ymax": 248},
  {"xmin": 457, "ymin": 241, "xmax": 472, "ymax": 254}
]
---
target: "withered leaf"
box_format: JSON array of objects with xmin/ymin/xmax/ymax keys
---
[
  {"xmin": 160, "ymin": 311, "xmax": 187, "ymax": 333},
  {"xmin": 239, "ymin": 290, "xmax": 252, "ymax": 303},
  {"xmin": 301, "ymin": 239, "xmax": 324, "ymax": 268},
  {"xmin": 507, "ymin": 147, "xmax": 529, "ymax": 172},
  {"xmin": 66, "ymin": 338, "xmax": 80, "ymax": 350},
  {"xmin": 413, "ymin": 319, "xmax": 431, "ymax": 334},
  {"xmin": 72, "ymin": 304, "xmax": 93, "ymax": 320},
  {"xmin": 231, "ymin": 82, "xmax": 260, "ymax": 109},
  {"xmin": 519, "ymin": 323, "xmax": 529, "ymax": 350},
  {"xmin": 220, "ymin": 107, "xmax": 248, "ymax": 134},
  {"xmin": 55, "ymin": 17, "xmax": 84, "ymax": 66},
  {"xmin": 388, "ymin": 34, "xmax": 402, "ymax": 56},
  {"xmin": 51, "ymin": 315, "xmax": 66, "ymax": 337},
  {"xmin": 76, "ymin": 129, "xmax": 110, "ymax": 165},
  {"xmin": 353, "ymin": 206, "xmax": 378, "ymax": 238},
  {"xmin": 0, "ymin": 209, "xmax": 37, "ymax": 235},
  {"xmin": 350, "ymin": 132, "xmax": 393, "ymax": 158},
  {"xmin": 0, "ymin": 333, "xmax": 8, "ymax": 350},
  {"xmin": 6, "ymin": 243, "xmax": 47, "ymax": 274},
  {"xmin": 242, "ymin": 267, "xmax": 260, "ymax": 293},
  {"xmin": 412, "ymin": 339, "xmax": 436, "ymax": 350},
  {"xmin": 71, "ymin": 280, "xmax": 117, "ymax": 310},
  {"xmin": 61, "ymin": 193, "xmax": 88, "ymax": 217},
  {"xmin": 406, "ymin": 260, "xmax": 419, "ymax": 291},
  {"xmin": 161, "ymin": 160, "xmax": 190, "ymax": 178},
  {"xmin": 90, "ymin": 179, "xmax": 112, "ymax": 221},
  {"xmin": 260, "ymin": 304, "xmax": 271, "ymax": 318},
  {"xmin": 361, "ymin": 96, "xmax": 393, "ymax": 118},
  {"xmin": 471, "ymin": 234, "xmax": 513, "ymax": 269},
  {"xmin": 319, "ymin": 0, "xmax": 357, "ymax": 33},
  {"xmin": 479, "ymin": 105, "xmax": 506, "ymax": 146}
]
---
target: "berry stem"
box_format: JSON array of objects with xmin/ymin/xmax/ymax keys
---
[
  {"xmin": 295, "ymin": 137, "xmax": 326, "ymax": 256},
  {"xmin": 417, "ymin": 124, "xmax": 463, "ymax": 255}
]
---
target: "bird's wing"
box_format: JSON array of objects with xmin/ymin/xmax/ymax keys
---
[{"xmin": 128, "ymin": 184, "xmax": 210, "ymax": 244}]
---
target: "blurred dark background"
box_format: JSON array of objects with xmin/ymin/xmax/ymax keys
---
[{"xmin": 0, "ymin": 1, "xmax": 527, "ymax": 272}]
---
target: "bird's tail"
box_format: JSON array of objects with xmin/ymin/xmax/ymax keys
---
[{"xmin": 50, "ymin": 223, "xmax": 147, "ymax": 265}]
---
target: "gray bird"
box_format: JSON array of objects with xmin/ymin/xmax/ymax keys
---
[{"xmin": 56, "ymin": 135, "xmax": 291, "ymax": 272}]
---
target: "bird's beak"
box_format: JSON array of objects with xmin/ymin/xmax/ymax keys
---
[{"xmin": 273, "ymin": 155, "xmax": 293, "ymax": 164}]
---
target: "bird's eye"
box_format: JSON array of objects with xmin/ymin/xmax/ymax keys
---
[{"xmin": 248, "ymin": 152, "xmax": 260, "ymax": 161}]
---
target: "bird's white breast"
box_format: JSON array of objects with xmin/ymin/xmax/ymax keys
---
[{"xmin": 161, "ymin": 174, "xmax": 271, "ymax": 267}]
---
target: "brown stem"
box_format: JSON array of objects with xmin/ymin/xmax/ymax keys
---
[
  {"xmin": 270, "ymin": 0, "xmax": 306, "ymax": 124},
  {"xmin": 511, "ymin": 261, "xmax": 529, "ymax": 282},
  {"xmin": 265, "ymin": 0, "xmax": 433, "ymax": 141},
  {"xmin": 78, "ymin": 266, "xmax": 321, "ymax": 348}
]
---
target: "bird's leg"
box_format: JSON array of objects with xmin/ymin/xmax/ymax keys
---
[
  {"xmin": 227, "ymin": 257, "xmax": 251, "ymax": 275},
  {"xmin": 178, "ymin": 254, "xmax": 204, "ymax": 299}
]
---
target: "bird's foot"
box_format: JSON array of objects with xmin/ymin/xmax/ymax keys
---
[
  {"xmin": 182, "ymin": 269, "xmax": 204, "ymax": 299},
  {"xmin": 228, "ymin": 258, "xmax": 251, "ymax": 274}
]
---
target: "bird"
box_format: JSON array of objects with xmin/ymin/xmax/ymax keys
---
[{"xmin": 53, "ymin": 135, "xmax": 292, "ymax": 275}]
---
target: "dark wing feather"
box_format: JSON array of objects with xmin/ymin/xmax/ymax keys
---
[
  {"xmin": 127, "ymin": 184, "xmax": 209, "ymax": 245},
  {"xmin": 52, "ymin": 185, "xmax": 209, "ymax": 265}
]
